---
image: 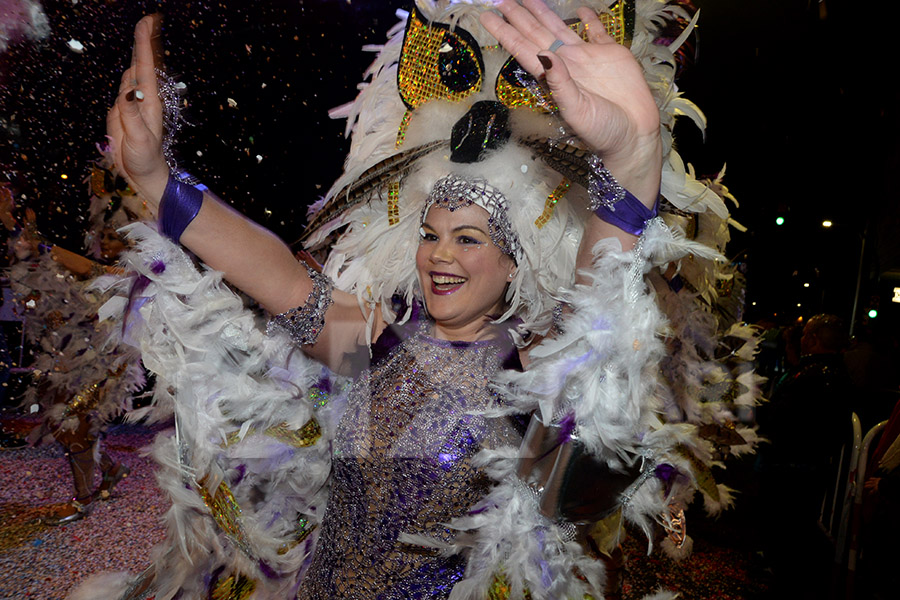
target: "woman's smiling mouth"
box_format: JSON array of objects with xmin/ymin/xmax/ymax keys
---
[{"xmin": 431, "ymin": 272, "xmax": 467, "ymax": 294}]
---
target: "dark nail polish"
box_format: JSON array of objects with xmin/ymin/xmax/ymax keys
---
[
  {"xmin": 538, "ymin": 55, "xmax": 552, "ymax": 70},
  {"xmin": 125, "ymin": 90, "xmax": 135, "ymax": 102}
]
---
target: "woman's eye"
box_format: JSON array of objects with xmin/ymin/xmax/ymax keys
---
[
  {"xmin": 458, "ymin": 236, "xmax": 482, "ymax": 245},
  {"xmin": 419, "ymin": 229, "xmax": 438, "ymax": 242}
]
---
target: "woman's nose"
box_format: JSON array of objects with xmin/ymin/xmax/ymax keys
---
[{"xmin": 429, "ymin": 240, "xmax": 454, "ymax": 263}]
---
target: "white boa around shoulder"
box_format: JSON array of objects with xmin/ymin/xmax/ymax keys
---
[{"xmin": 72, "ymin": 223, "xmax": 344, "ymax": 600}]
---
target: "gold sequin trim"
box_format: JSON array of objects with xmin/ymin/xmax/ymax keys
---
[
  {"xmin": 210, "ymin": 571, "xmax": 257, "ymax": 600},
  {"xmin": 197, "ymin": 478, "xmax": 252, "ymax": 556},
  {"xmin": 495, "ymin": 4, "xmax": 627, "ymax": 113},
  {"xmin": 225, "ymin": 418, "xmax": 322, "ymax": 448},
  {"xmin": 278, "ymin": 515, "xmax": 317, "ymax": 555},
  {"xmin": 488, "ymin": 572, "xmax": 532, "ymax": 600},
  {"xmin": 65, "ymin": 382, "xmax": 102, "ymax": 415},
  {"xmin": 396, "ymin": 109, "xmax": 414, "ymax": 148},
  {"xmin": 534, "ymin": 179, "xmax": 570, "ymax": 228},
  {"xmin": 488, "ymin": 574, "xmax": 512, "ymax": 600},
  {"xmin": 388, "ymin": 181, "xmax": 401, "ymax": 225},
  {"xmin": 90, "ymin": 167, "xmax": 109, "ymax": 196},
  {"xmin": 495, "ymin": 62, "xmax": 556, "ymax": 113}
]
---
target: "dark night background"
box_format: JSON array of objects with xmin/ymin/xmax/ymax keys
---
[{"xmin": 2, "ymin": 0, "xmax": 898, "ymax": 338}]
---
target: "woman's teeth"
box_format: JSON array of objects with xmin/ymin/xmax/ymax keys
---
[{"xmin": 433, "ymin": 275, "xmax": 466, "ymax": 285}]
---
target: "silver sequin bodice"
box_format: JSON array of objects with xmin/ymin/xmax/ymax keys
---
[{"xmin": 298, "ymin": 328, "xmax": 522, "ymax": 599}]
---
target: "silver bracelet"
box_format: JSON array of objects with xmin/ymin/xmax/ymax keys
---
[
  {"xmin": 266, "ymin": 266, "xmax": 334, "ymax": 346},
  {"xmin": 586, "ymin": 154, "xmax": 658, "ymax": 237},
  {"xmin": 586, "ymin": 154, "xmax": 627, "ymax": 210}
]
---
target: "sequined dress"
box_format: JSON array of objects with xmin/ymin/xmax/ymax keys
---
[{"xmin": 298, "ymin": 321, "xmax": 523, "ymax": 599}]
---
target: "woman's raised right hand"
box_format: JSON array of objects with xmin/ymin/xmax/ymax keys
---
[{"xmin": 106, "ymin": 15, "xmax": 169, "ymax": 209}]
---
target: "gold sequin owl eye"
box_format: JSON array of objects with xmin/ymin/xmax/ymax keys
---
[
  {"xmin": 396, "ymin": 6, "xmax": 484, "ymax": 147},
  {"xmin": 397, "ymin": 5, "xmax": 484, "ymax": 111}
]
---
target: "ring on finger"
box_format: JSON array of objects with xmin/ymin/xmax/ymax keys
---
[{"xmin": 548, "ymin": 39, "xmax": 564, "ymax": 52}]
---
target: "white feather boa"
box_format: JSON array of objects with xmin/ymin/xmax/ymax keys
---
[{"xmin": 72, "ymin": 223, "xmax": 343, "ymax": 599}]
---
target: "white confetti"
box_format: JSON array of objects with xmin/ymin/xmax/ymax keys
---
[
  {"xmin": 66, "ymin": 39, "xmax": 85, "ymax": 53},
  {"xmin": 227, "ymin": 98, "xmax": 238, "ymax": 108}
]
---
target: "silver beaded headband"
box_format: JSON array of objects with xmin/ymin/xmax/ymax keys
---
[{"xmin": 421, "ymin": 174, "xmax": 521, "ymax": 259}]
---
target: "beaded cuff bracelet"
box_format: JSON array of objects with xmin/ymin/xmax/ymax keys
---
[{"xmin": 266, "ymin": 266, "xmax": 335, "ymax": 346}]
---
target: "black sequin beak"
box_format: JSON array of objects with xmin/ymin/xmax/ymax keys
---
[{"xmin": 450, "ymin": 101, "xmax": 511, "ymax": 163}]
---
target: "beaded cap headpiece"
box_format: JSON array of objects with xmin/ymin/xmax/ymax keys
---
[{"xmin": 421, "ymin": 174, "xmax": 520, "ymax": 259}]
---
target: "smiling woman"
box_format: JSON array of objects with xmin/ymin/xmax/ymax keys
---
[{"xmin": 72, "ymin": 2, "xmax": 762, "ymax": 599}]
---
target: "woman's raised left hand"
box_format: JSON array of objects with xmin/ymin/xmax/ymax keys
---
[{"xmin": 480, "ymin": 0, "xmax": 661, "ymax": 205}]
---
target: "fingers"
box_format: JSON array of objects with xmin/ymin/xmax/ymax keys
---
[
  {"xmin": 533, "ymin": 49, "xmax": 599, "ymax": 125},
  {"xmin": 119, "ymin": 67, "xmax": 137, "ymax": 95},
  {"xmin": 481, "ymin": 0, "xmax": 580, "ymax": 63},
  {"xmin": 132, "ymin": 15, "xmax": 161, "ymax": 97},
  {"xmin": 576, "ymin": 7, "xmax": 616, "ymax": 45},
  {"xmin": 506, "ymin": 0, "xmax": 581, "ymax": 48}
]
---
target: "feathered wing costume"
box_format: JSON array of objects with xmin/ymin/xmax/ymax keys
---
[
  {"xmin": 8, "ymin": 148, "xmax": 147, "ymax": 437},
  {"xmin": 8, "ymin": 253, "xmax": 145, "ymax": 433},
  {"xmin": 70, "ymin": 1, "xmax": 762, "ymax": 599}
]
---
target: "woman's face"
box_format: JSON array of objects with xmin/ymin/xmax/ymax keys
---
[
  {"xmin": 99, "ymin": 227, "xmax": 126, "ymax": 261},
  {"xmin": 13, "ymin": 235, "xmax": 38, "ymax": 261},
  {"xmin": 416, "ymin": 203, "xmax": 516, "ymax": 340}
]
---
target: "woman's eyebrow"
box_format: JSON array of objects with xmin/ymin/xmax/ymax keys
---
[
  {"xmin": 451, "ymin": 225, "xmax": 488, "ymax": 236},
  {"xmin": 420, "ymin": 223, "xmax": 489, "ymax": 236}
]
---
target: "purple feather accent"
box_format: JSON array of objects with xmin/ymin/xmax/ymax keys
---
[
  {"xmin": 536, "ymin": 529, "xmax": 552, "ymax": 589},
  {"xmin": 655, "ymin": 463, "xmax": 677, "ymax": 483},
  {"xmin": 151, "ymin": 259, "xmax": 166, "ymax": 274},
  {"xmin": 258, "ymin": 560, "xmax": 278, "ymax": 579},
  {"xmin": 232, "ymin": 464, "xmax": 247, "ymax": 486},
  {"xmin": 556, "ymin": 412, "xmax": 577, "ymax": 444},
  {"xmin": 122, "ymin": 274, "xmax": 151, "ymax": 339},
  {"xmin": 655, "ymin": 463, "xmax": 682, "ymax": 493}
]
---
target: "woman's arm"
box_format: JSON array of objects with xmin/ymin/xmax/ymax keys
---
[
  {"xmin": 48, "ymin": 246, "xmax": 100, "ymax": 278},
  {"xmin": 107, "ymin": 16, "xmax": 376, "ymax": 373}
]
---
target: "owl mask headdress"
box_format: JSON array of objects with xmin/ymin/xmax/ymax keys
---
[{"xmin": 302, "ymin": 0, "xmax": 713, "ymax": 336}]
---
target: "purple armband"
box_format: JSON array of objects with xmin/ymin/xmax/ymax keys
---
[
  {"xmin": 587, "ymin": 155, "xmax": 659, "ymax": 237},
  {"xmin": 158, "ymin": 174, "xmax": 203, "ymax": 243}
]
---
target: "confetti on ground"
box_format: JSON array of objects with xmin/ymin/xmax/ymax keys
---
[{"xmin": 0, "ymin": 418, "xmax": 170, "ymax": 599}]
